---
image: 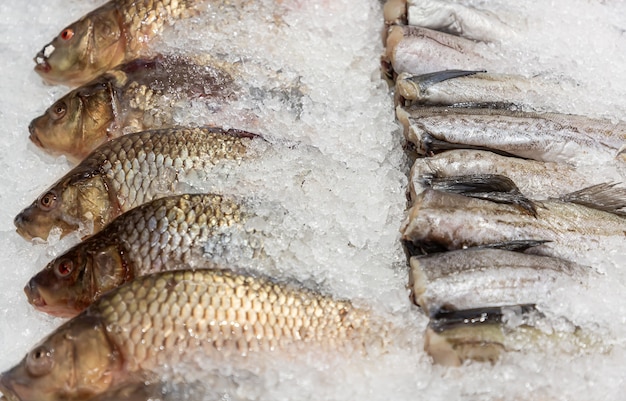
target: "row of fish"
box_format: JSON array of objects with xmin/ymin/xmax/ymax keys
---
[
  {"xmin": 382, "ymin": 0, "xmax": 626, "ymax": 365},
  {"xmin": 2, "ymin": 1, "xmax": 392, "ymax": 401}
]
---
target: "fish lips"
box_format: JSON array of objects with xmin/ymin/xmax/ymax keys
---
[
  {"xmin": 0, "ymin": 374, "xmax": 22, "ymax": 401},
  {"xmin": 28, "ymin": 121, "xmax": 44, "ymax": 149}
]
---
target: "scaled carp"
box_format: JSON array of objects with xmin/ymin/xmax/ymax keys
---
[
  {"xmin": 34, "ymin": 0, "xmax": 201, "ymax": 86},
  {"xmin": 25, "ymin": 193, "xmax": 273, "ymax": 318},
  {"xmin": 14, "ymin": 127, "xmax": 264, "ymax": 242},
  {"xmin": 0, "ymin": 269, "xmax": 392, "ymax": 401},
  {"xmin": 29, "ymin": 56, "xmax": 237, "ymax": 163}
]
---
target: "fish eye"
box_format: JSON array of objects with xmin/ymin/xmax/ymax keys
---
[
  {"xmin": 60, "ymin": 28, "xmax": 74, "ymax": 41},
  {"xmin": 50, "ymin": 102, "xmax": 67, "ymax": 120},
  {"xmin": 26, "ymin": 345, "xmax": 54, "ymax": 377},
  {"xmin": 55, "ymin": 259, "xmax": 74, "ymax": 278},
  {"xmin": 39, "ymin": 191, "xmax": 57, "ymax": 211}
]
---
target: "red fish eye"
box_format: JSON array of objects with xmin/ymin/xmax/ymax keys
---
[
  {"xmin": 56, "ymin": 260, "xmax": 73, "ymax": 277},
  {"xmin": 60, "ymin": 28, "xmax": 74, "ymax": 40},
  {"xmin": 39, "ymin": 191, "xmax": 57, "ymax": 211}
]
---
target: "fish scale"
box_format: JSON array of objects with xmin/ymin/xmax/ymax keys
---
[
  {"xmin": 14, "ymin": 126, "xmax": 259, "ymax": 242},
  {"xmin": 24, "ymin": 193, "xmax": 272, "ymax": 318}
]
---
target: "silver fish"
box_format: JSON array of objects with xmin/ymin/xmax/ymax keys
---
[
  {"xmin": 396, "ymin": 105, "xmax": 626, "ymax": 170},
  {"xmin": 401, "ymin": 188, "xmax": 626, "ymax": 267},
  {"xmin": 409, "ymin": 248, "xmax": 589, "ymax": 315},
  {"xmin": 408, "ymin": 149, "xmax": 616, "ymax": 202}
]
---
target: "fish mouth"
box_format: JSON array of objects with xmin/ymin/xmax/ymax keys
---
[
  {"xmin": 24, "ymin": 280, "xmax": 47, "ymax": 309},
  {"xmin": 34, "ymin": 47, "xmax": 52, "ymax": 74},
  {"xmin": 0, "ymin": 376, "xmax": 19, "ymax": 401},
  {"xmin": 28, "ymin": 123, "xmax": 43, "ymax": 149},
  {"xmin": 13, "ymin": 213, "xmax": 35, "ymax": 242}
]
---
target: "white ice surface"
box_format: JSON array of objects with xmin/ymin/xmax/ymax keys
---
[{"xmin": 0, "ymin": 0, "xmax": 625, "ymax": 400}]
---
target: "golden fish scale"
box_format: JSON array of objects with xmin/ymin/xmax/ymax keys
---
[
  {"xmin": 113, "ymin": 194, "xmax": 247, "ymax": 273},
  {"xmin": 95, "ymin": 127, "xmax": 251, "ymax": 211},
  {"xmin": 95, "ymin": 270, "xmax": 377, "ymax": 371},
  {"xmin": 120, "ymin": 0, "xmax": 194, "ymax": 54}
]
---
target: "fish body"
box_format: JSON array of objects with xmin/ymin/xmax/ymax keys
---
[
  {"xmin": 395, "ymin": 70, "xmax": 574, "ymax": 111},
  {"xmin": 401, "ymin": 189, "xmax": 626, "ymax": 267},
  {"xmin": 425, "ymin": 306, "xmax": 604, "ymax": 366},
  {"xmin": 408, "ymin": 149, "xmax": 614, "ymax": 202},
  {"xmin": 397, "ymin": 105, "xmax": 626, "ymax": 168},
  {"xmin": 0, "ymin": 269, "xmax": 389, "ymax": 401},
  {"xmin": 384, "ymin": 25, "xmax": 492, "ymax": 78},
  {"xmin": 409, "ymin": 248, "xmax": 588, "ymax": 315},
  {"xmin": 404, "ymin": 0, "xmax": 514, "ymax": 42},
  {"xmin": 29, "ymin": 56, "xmax": 237, "ymax": 163},
  {"xmin": 25, "ymin": 193, "xmax": 270, "ymax": 318},
  {"xmin": 14, "ymin": 127, "xmax": 262, "ymax": 242},
  {"xmin": 34, "ymin": 0, "xmax": 200, "ymax": 86}
]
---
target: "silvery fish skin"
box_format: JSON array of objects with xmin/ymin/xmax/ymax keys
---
[
  {"xmin": 395, "ymin": 70, "xmax": 574, "ymax": 111},
  {"xmin": 34, "ymin": 0, "xmax": 200, "ymax": 86},
  {"xmin": 0, "ymin": 269, "xmax": 391, "ymax": 401},
  {"xmin": 401, "ymin": 189, "xmax": 626, "ymax": 267},
  {"xmin": 425, "ymin": 307, "xmax": 604, "ymax": 367},
  {"xmin": 383, "ymin": 25, "xmax": 492, "ymax": 78},
  {"xmin": 384, "ymin": 0, "xmax": 516, "ymax": 42},
  {"xmin": 408, "ymin": 149, "xmax": 613, "ymax": 202},
  {"xmin": 29, "ymin": 57, "xmax": 237, "ymax": 164},
  {"xmin": 397, "ymin": 105, "xmax": 626, "ymax": 168},
  {"xmin": 14, "ymin": 127, "xmax": 262, "ymax": 242},
  {"xmin": 409, "ymin": 248, "xmax": 588, "ymax": 315},
  {"xmin": 25, "ymin": 193, "xmax": 269, "ymax": 318}
]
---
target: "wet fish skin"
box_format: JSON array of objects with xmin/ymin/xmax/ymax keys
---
[
  {"xmin": 408, "ymin": 149, "xmax": 615, "ymax": 202},
  {"xmin": 34, "ymin": 0, "xmax": 199, "ymax": 87},
  {"xmin": 1, "ymin": 269, "xmax": 387, "ymax": 401},
  {"xmin": 29, "ymin": 57, "xmax": 236, "ymax": 164},
  {"xmin": 14, "ymin": 127, "xmax": 259, "ymax": 242},
  {"xmin": 384, "ymin": 25, "xmax": 491, "ymax": 78},
  {"xmin": 409, "ymin": 248, "xmax": 588, "ymax": 314},
  {"xmin": 397, "ymin": 105, "xmax": 626, "ymax": 167},
  {"xmin": 25, "ymin": 193, "xmax": 265, "ymax": 318},
  {"xmin": 401, "ymin": 189, "xmax": 626, "ymax": 266}
]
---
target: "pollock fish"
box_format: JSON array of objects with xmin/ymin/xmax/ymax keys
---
[
  {"xmin": 383, "ymin": 0, "xmax": 515, "ymax": 42},
  {"xmin": 29, "ymin": 56, "xmax": 237, "ymax": 164},
  {"xmin": 396, "ymin": 105, "xmax": 626, "ymax": 168},
  {"xmin": 25, "ymin": 193, "xmax": 275, "ymax": 318},
  {"xmin": 395, "ymin": 70, "xmax": 577, "ymax": 111},
  {"xmin": 383, "ymin": 25, "xmax": 493, "ymax": 79},
  {"xmin": 424, "ymin": 306, "xmax": 605, "ymax": 366},
  {"xmin": 14, "ymin": 127, "xmax": 264, "ymax": 242},
  {"xmin": 401, "ymin": 188, "xmax": 626, "ymax": 267},
  {"xmin": 408, "ymin": 149, "xmax": 616, "ymax": 202},
  {"xmin": 0, "ymin": 269, "xmax": 393, "ymax": 401},
  {"xmin": 34, "ymin": 0, "xmax": 201, "ymax": 86},
  {"xmin": 408, "ymin": 248, "xmax": 589, "ymax": 315}
]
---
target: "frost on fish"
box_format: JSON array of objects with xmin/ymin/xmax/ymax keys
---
[
  {"xmin": 401, "ymin": 189, "xmax": 626, "ymax": 268},
  {"xmin": 425, "ymin": 306, "xmax": 607, "ymax": 366},
  {"xmin": 33, "ymin": 0, "xmax": 202, "ymax": 86},
  {"xmin": 408, "ymin": 149, "xmax": 616, "ymax": 202},
  {"xmin": 0, "ymin": 269, "xmax": 399, "ymax": 401},
  {"xmin": 396, "ymin": 105, "xmax": 626, "ymax": 170},
  {"xmin": 13, "ymin": 127, "xmax": 266, "ymax": 242},
  {"xmin": 409, "ymin": 248, "xmax": 590, "ymax": 315},
  {"xmin": 25, "ymin": 193, "xmax": 284, "ymax": 318},
  {"xmin": 29, "ymin": 55, "xmax": 306, "ymax": 164}
]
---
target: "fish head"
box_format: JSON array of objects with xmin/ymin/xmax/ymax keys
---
[
  {"xmin": 14, "ymin": 170, "xmax": 113, "ymax": 241},
  {"xmin": 25, "ymin": 244, "xmax": 131, "ymax": 318},
  {"xmin": 0, "ymin": 316, "xmax": 120, "ymax": 401},
  {"xmin": 29, "ymin": 80, "xmax": 117, "ymax": 163},
  {"xmin": 34, "ymin": 4, "xmax": 126, "ymax": 87}
]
